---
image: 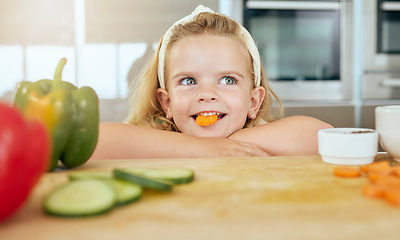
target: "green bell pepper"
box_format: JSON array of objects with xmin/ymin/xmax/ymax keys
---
[{"xmin": 14, "ymin": 58, "xmax": 99, "ymax": 171}]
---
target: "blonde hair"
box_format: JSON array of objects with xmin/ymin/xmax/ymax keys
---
[{"xmin": 126, "ymin": 11, "xmax": 283, "ymax": 131}]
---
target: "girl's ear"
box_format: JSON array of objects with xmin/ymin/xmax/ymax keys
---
[
  {"xmin": 248, "ymin": 86, "xmax": 266, "ymax": 119},
  {"xmin": 156, "ymin": 88, "xmax": 173, "ymax": 119}
]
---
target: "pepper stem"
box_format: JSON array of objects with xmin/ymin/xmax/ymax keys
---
[{"xmin": 52, "ymin": 58, "xmax": 67, "ymax": 90}]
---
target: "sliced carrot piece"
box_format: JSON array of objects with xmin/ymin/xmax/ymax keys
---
[
  {"xmin": 362, "ymin": 184, "xmax": 386, "ymax": 198},
  {"xmin": 195, "ymin": 114, "xmax": 218, "ymax": 127},
  {"xmin": 368, "ymin": 173, "xmax": 381, "ymax": 183},
  {"xmin": 361, "ymin": 161, "xmax": 392, "ymax": 175},
  {"xmin": 372, "ymin": 175, "xmax": 400, "ymax": 188},
  {"xmin": 385, "ymin": 189, "xmax": 400, "ymax": 206},
  {"xmin": 333, "ymin": 167, "xmax": 361, "ymax": 178},
  {"xmin": 391, "ymin": 166, "xmax": 400, "ymax": 177}
]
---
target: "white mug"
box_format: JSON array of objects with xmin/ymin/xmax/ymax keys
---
[{"xmin": 375, "ymin": 105, "xmax": 400, "ymax": 162}]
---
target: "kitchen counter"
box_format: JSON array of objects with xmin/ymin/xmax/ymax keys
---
[{"xmin": 1, "ymin": 154, "xmax": 399, "ymax": 240}]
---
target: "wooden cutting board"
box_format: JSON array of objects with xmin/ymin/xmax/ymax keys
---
[{"xmin": 1, "ymin": 155, "xmax": 400, "ymax": 240}]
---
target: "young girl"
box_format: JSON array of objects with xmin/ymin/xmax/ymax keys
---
[{"xmin": 90, "ymin": 5, "xmax": 332, "ymax": 160}]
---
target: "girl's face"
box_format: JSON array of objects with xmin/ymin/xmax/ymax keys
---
[{"xmin": 157, "ymin": 34, "xmax": 265, "ymax": 138}]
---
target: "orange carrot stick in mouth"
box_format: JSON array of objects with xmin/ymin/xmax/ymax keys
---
[{"xmin": 196, "ymin": 114, "xmax": 218, "ymax": 126}]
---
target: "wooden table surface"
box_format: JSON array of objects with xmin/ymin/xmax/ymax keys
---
[{"xmin": 1, "ymin": 154, "xmax": 399, "ymax": 240}]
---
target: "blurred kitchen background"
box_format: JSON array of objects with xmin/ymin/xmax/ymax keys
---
[{"xmin": 1, "ymin": 0, "xmax": 400, "ymax": 128}]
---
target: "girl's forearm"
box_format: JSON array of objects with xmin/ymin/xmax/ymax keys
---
[
  {"xmin": 228, "ymin": 116, "xmax": 333, "ymax": 156},
  {"xmin": 90, "ymin": 122, "xmax": 269, "ymax": 160},
  {"xmin": 90, "ymin": 122, "xmax": 196, "ymax": 159}
]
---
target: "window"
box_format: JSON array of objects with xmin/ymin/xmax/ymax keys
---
[{"xmin": 0, "ymin": 0, "xmax": 218, "ymax": 112}]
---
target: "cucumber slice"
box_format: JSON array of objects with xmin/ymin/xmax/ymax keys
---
[
  {"xmin": 111, "ymin": 179, "xmax": 142, "ymax": 206},
  {"xmin": 68, "ymin": 171, "xmax": 112, "ymax": 180},
  {"xmin": 68, "ymin": 172, "xmax": 142, "ymax": 206},
  {"xmin": 113, "ymin": 169, "xmax": 172, "ymax": 192},
  {"xmin": 44, "ymin": 179, "xmax": 116, "ymax": 217},
  {"xmin": 123, "ymin": 167, "xmax": 194, "ymax": 184}
]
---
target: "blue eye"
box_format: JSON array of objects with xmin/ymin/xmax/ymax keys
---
[
  {"xmin": 219, "ymin": 76, "xmax": 237, "ymax": 85},
  {"xmin": 180, "ymin": 77, "xmax": 197, "ymax": 85}
]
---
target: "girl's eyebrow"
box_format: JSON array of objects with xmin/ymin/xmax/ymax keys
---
[
  {"xmin": 171, "ymin": 72, "xmax": 196, "ymax": 80},
  {"xmin": 171, "ymin": 71, "xmax": 246, "ymax": 80},
  {"xmin": 220, "ymin": 71, "xmax": 245, "ymax": 79}
]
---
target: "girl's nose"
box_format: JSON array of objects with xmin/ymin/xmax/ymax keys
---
[{"xmin": 196, "ymin": 84, "xmax": 219, "ymax": 102}]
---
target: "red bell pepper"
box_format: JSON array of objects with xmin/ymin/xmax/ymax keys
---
[{"xmin": 0, "ymin": 102, "xmax": 51, "ymax": 222}]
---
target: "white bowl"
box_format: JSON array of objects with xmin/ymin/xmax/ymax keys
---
[
  {"xmin": 318, "ymin": 128, "xmax": 378, "ymax": 165},
  {"xmin": 376, "ymin": 105, "xmax": 400, "ymax": 162}
]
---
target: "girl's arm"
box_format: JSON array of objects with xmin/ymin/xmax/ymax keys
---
[
  {"xmin": 228, "ymin": 116, "xmax": 333, "ymax": 156},
  {"xmin": 90, "ymin": 122, "xmax": 269, "ymax": 160}
]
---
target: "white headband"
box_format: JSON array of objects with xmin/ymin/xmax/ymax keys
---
[{"xmin": 157, "ymin": 5, "xmax": 262, "ymax": 89}]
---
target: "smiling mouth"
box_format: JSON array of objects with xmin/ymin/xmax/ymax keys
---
[{"xmin": 191, "ymin": 112, "xmax": 226, "ymax": 120}]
